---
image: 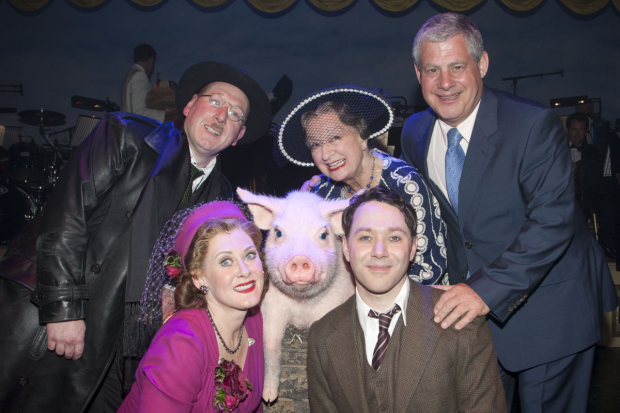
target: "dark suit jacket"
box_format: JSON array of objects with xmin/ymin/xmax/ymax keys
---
[
  {"xmin": 306, "ymin": 282, "xmax": 506, "ymax": 413},
  {"xmin": 401, "ymin": 86, "xmax": 618, "ymax": 372}
]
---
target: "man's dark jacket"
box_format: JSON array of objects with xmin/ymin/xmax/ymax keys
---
[
  {"xmin": 0, "ymin": 112, "xmax": 232, "ymax": 412},
  {"xmin": 400, "ymin": 87, "xmax": 618, "ymax": 373}
]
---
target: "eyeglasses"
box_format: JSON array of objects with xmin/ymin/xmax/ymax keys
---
[{"xmin": 198, "ymin": 93, "xmax": 246, "ymax": 122}]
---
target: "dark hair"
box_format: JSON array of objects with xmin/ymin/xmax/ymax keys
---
[
  {"xmin": 566, "ymin": 112, "xmax": 589, "ymax": 130},
  {"xmin": 301, "ymin": 101, "xmax": 370, "ymax": 145},
  {"xmin": 173, "ymin": 218, "xmax": 262, "ymax": 310},
  {"xmin": 341, "ymin": 186, "xmax": 417, "ymax": 241},
  {"xmin": 134, "ymin": 44, "xmax": 156, "ymax": 63}
]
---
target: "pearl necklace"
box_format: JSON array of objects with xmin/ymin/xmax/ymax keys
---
[
  {"xmin": 347, "ymin": 151, "xmax": 375, "ymax": 194},
  {"xmin": 207, "ymin": 308, "xmax": 244, "ymax": 355}
]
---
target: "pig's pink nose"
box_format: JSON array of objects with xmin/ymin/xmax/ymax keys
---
[{"xmin": 284, "ymin": 255, "xmax": 316, "ymax": 284}]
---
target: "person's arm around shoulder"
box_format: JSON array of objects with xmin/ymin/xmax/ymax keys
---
[
  {"xmin": 307, "ymin": 322, "xmax": 339, "ymax": 413},
  {"xmin": 300, "ymin": 175, "xmax": 322, "ymax": 192},
  {"xmin": 455, "ymin": 316, "xmax": 506, "ymax": 413}
]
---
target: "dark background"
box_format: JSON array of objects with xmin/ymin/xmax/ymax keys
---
[{"xmin": 1, "ymin": 0, "xmax": 619, "ymax": 194}]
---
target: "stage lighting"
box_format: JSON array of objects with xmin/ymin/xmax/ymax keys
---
[{"xmin": 550, "ymin": 96, "xmax": 588, "ymax": 107}]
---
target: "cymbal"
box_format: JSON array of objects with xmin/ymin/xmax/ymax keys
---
[{"xmin": 18, "ymin": 110, "xmax": 66, "ymax": 126}]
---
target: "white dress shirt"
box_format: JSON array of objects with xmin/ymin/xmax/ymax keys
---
[
  {"xmin": 120, "ymin": 63, "xmax": 165, "ymax": 122},
  {"xmin": 426, "ymin": 102, "xmax": 481, "ymax": 205},
  {"xmin": 356, "ymin": 277, "xmax": 410, "ymax": 367},
  {"xmin": 189, "ymin": 146, "xmax": 217, "ymax": 192}
]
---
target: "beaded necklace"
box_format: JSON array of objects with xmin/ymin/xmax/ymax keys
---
[
  {"xmin": 346, "ymin": 151, "xmax": 375, "ymax": 194},
  {"xmin": 207, "ymin": 308, "xmax": 244, "ymax": 355}
]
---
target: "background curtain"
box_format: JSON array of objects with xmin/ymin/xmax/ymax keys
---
[{"xmin": 9, "ymin": 0, "xmax": 620, "ymax": 15}]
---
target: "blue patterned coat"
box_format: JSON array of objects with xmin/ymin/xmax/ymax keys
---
[{"xmin": 312, "ymin": 152, "xmax": 447, "ymax": 285}]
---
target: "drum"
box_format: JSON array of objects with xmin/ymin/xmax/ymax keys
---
[
  {"xmin": 8, "ymin": 142, "xmax": 46, "ymax": 182},
  {"xmin": 43, "ymin": 146, "xmax": 73, "ymax": 184},
  {"xmin": 20, "ymin": 181, "xmax": 52, "ymax": 211},
  {"xmin": 0, "ymin": 181, "xmax": 35, "ymax": 243}
]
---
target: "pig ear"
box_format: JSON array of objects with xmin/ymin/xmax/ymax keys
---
[
  {"xmin": 329, "ymin": 211, "xmax": 345, "ymax": 236},
  {"xmin": 320, "ymin": 199, "xmax": 350, "ymax": 236},
  {"xmin": 236, "ymin": 188, "xmax": 280, "ymax": 230}
]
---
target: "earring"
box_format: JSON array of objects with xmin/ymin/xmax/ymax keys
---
[{"xmin": 199, "ymin": 285, "xmax": 209, "ymax": 294}]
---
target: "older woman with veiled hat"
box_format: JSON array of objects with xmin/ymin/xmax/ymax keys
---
[
  {"xmin": 278, "ymin": 86, "xmax": 446, "ymax": 285},
  {"xmin": 119, "ymin": 201, "xmax": 265, "ymax": 413}
]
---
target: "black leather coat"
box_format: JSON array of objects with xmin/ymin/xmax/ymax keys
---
[{"xmin": 0, "ymin": 113, "xmax": 232, "ymax": 412}]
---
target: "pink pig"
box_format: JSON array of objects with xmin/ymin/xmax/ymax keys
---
[{"xmin": 237, "ymin": 188, "xmax": 355, "ymax": 403}]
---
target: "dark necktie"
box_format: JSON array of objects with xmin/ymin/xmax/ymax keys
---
[
  {"xmin": 368, "ymin": 304, "xmax": 401, "ymax": 370},
  {"xmin": 181, "ymin": 164, "xmax": 204, "ymax": 204},
  {"xmin": 446, "ymin": 128, "xmax": 465, "ymax": 215}
]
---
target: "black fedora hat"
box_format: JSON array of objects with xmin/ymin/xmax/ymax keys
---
[{"xmin": 176, "ymin": 62, "xmax": 271, "ymax": 145}]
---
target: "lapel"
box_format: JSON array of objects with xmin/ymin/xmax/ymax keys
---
[
  {"xmin": 188, "ymin": 155, "xmax": 225, "ymax": 205},
  {"xmin": 413, "ymin": 110, "xmax": 435, "ymax": 182},
  {"xmin": 457, "ymin": 87, "xmax": 499, "ymax": 232},
  {"xmin": 125, "ymin": 123, "xmax": 190, "ymax": 301},
  {"xmin": 394, "ymin": 283, "xmax": 442, "ymax": 413},
  {"xmin": 150, "ymin": 129, "xmax": 191, "ymax": 228},
  {"xmin": 326, "ymin": 298, "xmax": 371, "ymax": 413},
  {"xmin": 415, "ymin": 110, "xmax": 459, "ymax": 228}
]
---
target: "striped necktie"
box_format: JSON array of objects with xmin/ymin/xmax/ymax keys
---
[
  {"xmin": 181, "ymin": 164, "xmax": 204, "ymax": 204},
  {"xmin": 446, "ymin": 127, "xmax": 465, "ymax": 215},
  {"xmin": 368, "ymin": 304, "xmax": 401, "ymax": 370}
]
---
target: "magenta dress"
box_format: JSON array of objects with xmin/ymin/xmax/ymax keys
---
[{"xmin": 118, "ymin": 308, "xmax": 264, "ymax": 413}]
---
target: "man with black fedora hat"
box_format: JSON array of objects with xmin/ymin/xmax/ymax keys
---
[{"xmin": 0, "ymin": 62, "xmax": 271, "ymax": 413}]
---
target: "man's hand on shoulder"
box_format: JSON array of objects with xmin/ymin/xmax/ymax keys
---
[
  {"xmin": 47, "ymin": 320, "xmax": 86, "ymax": 360},
  {"xmin": 432, "ymin": 284, "xmax": 490, "ymax": 330},
  {"xmin": 300, "ymin": 175, "xmax": 322, "ymax": 192}
]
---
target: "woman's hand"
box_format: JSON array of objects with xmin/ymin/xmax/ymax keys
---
[{"xmin": 300, "ymin": 175, "xmax": 322, "ymax": 192}]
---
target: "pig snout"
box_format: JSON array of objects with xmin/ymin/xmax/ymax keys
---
[{"xmin": 283, "ymin": 255, "xmax": 317, "ymax": 284}]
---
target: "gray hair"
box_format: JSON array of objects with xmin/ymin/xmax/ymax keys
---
[{"xmin": 413, "ymin": 13, "xmax": 484, "ymax": 67}]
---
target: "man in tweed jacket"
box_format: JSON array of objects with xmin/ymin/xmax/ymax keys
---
[{"xmin": 306, "ymin": 187, "xmax": 505, "ymax": 413}]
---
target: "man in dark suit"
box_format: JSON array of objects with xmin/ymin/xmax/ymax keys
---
[
  {"xmin": 400, "ymin": 13, "xmax": 618, "ymax": 412},
  {"xmin": 0, "ymin": 62, "xmax": 271, "ymax": 412},
  {"xmin": 566, "ymin": 112, "xmax": 598, "ymax": 166},
  {"xmin": 307, "ymin": 186, "xmax": 505, "ymax": 413}
]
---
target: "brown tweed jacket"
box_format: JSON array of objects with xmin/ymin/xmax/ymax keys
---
[{"xmin": 306, "ymin": 281, "xmax": 506, "ymax": 413}]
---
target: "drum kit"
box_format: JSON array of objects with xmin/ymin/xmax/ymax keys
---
[{"xmin": 0, "ymin": 109, "xmax": 74, "ymax": 243}]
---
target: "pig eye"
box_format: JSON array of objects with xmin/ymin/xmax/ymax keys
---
[
  {"xmin": 275, "ymin": 229, "xmax": 283, "ymax": 238},
  {"xmin": 319, "ymin": 231, "xmax": 328, "ymax": 240}
]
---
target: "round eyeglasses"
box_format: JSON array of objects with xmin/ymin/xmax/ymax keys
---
[{"xmin": 198, "ymin": 93, "xmax": 246, "ymax": 122}]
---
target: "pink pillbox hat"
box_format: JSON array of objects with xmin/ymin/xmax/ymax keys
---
[{"xmin": 173, "ymin": 201, "xmax": 247, "ymax": 269}]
